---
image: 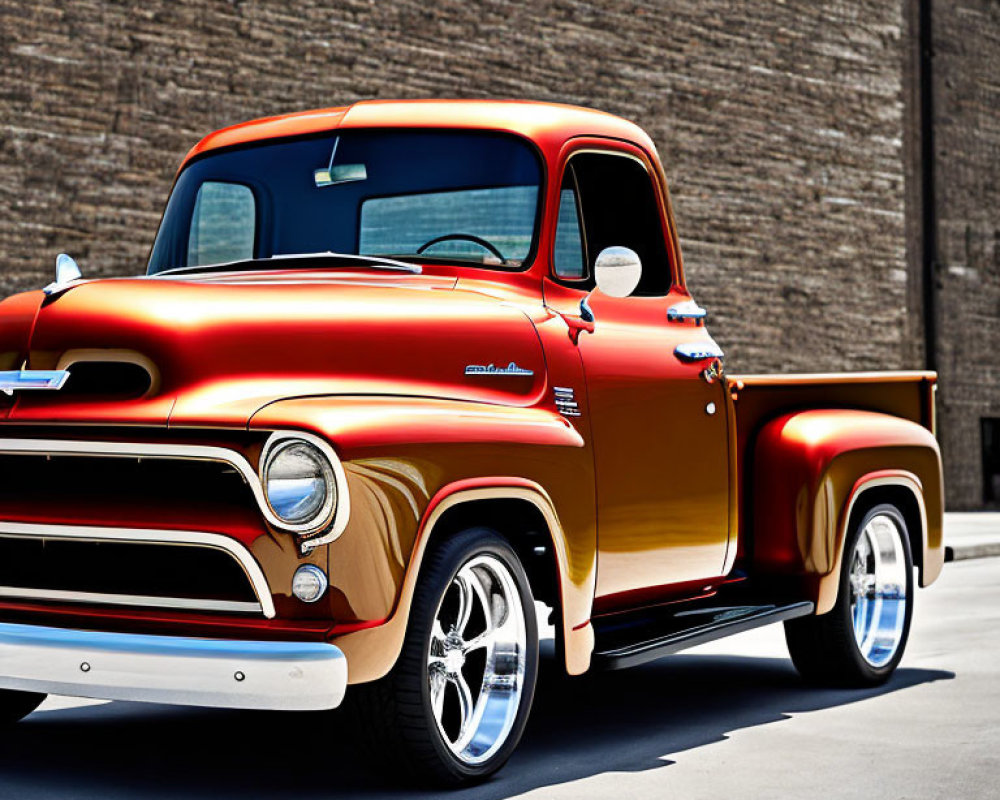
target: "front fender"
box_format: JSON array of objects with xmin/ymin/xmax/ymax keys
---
[
  {"xmin": 248, "ymin": 396, "xmax": 596, "ymax": 681},
  {"xmin": 752, "ymin": 409, "xmax": 943, "ymax": 614}
]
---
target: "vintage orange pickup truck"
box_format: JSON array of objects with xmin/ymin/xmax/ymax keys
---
[{"xmin": 0, "ymin": 100, "xmax": 942, "ymax": 785}]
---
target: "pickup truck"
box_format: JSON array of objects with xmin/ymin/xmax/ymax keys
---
[{"xmin": 0, "ymin": 100, "xmax": 942, "ymax": 785}]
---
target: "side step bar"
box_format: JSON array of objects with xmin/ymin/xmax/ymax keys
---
[{"xmin": 593, "ymin": 601, "xmax": 814, "ymax": 671}]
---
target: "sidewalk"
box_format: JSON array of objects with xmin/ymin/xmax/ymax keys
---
[{"xmin": 944, "ymin": 512, "xmax": 1000, "ymax": 562}]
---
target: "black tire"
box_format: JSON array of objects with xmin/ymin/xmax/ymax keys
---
[
  {"xmin": 348, "ymin": 529, "xmax": 539, "ymax": 786},
  {"xmin": 0, "ymin": 689, "xmax": 45, "ymax": 724},
  {"xmin": 785, "ymin": 503, "xmax": 914, "ymax": 687}
]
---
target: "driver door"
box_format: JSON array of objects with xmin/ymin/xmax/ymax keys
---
[{"xmin": 544, "ymin": 146, "xmax": 733, "ymax": 613}]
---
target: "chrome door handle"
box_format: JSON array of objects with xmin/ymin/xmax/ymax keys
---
[
  {"xmin": 674, "ymin": 341, "xmax": 724, "ymax": 362},
  {"xmin": 667, "ymin": 300, "xmax": 707, "ymax": 324}
]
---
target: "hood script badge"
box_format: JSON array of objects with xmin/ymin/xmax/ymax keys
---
[{"xmin": 464, "ymin": 362, "xmax": 534, "ymax": 377}]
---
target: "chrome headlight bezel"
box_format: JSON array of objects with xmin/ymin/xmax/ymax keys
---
[{"xmin": 258, "ymin": 433, "xmax": 348, "ymax": 547}]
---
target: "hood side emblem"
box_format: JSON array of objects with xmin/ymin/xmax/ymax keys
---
[
  {"xmin": 0, "ymin": 370, "xmax": 70, "ymax": 396},
  {"xmin": 464, "ymin": 362, "xmax": 534, "ymax": 377},
  {"xmin": 554, "ymin": 386, "xmax": 581, "ymax": 417}
]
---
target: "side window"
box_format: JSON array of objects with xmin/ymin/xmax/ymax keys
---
[
  {"xmin": 552, "ymin": 171, "xmax": 586, "ymax": 279},
  {"xmin": 187, "ymin": 181, "xmax": 256, "ymax": 267},
  {"xmin": 564, "ymin": 151, "xmax": 671, "ymax": 296}
]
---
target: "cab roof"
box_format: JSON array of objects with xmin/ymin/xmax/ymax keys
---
[{"xmin": 182, "ymin": 99, "xmax": 657, "ymax": 167}]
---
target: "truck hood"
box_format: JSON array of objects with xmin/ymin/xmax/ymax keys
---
[{"xmin": 2, "ymin": 272, "xmax": 547, "ymax": 427}]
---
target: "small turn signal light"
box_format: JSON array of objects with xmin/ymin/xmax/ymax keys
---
[{"xmin": 292, "ymin": 565, "xmax": 328, "ymax": 603}]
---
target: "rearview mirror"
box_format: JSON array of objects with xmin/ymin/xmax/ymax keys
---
[
  {"xmin": 594, "ymin": 246, "xmax": 641, "ymax": 298},
  {"xmin": 314, "ymin": 163, "xmax": 367, "ymax": 187}
]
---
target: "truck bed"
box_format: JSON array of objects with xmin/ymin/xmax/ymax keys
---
[{"xmin": 728, "ymin": 370, "xmax": 939, "ymax": 577}]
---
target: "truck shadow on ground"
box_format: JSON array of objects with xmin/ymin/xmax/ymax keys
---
[{"xmin": 0, "ymin": 653, "xmax": 953, "ymax": 800}]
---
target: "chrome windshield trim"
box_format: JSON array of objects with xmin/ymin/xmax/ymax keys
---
[
  {"xmin": 0, "ymin": 434, "xmax": 351, "ymax": 551},
  {"xmin": 152, "ymin": 251, "xmax": 421, "ymax": 278},
  {"xmin": 0, "ymin": 521, "xmax": 276, "ymax": 618}
]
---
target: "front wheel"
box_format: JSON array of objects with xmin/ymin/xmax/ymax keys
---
[
  {"xmin": 785, "ymin": 503, "xmax": 914, "ymax": 686},
  {"xmin": 349, "ymin": 529, "xmax": 539, "ymax": 786}
]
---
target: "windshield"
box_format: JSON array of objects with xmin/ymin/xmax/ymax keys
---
[{"xmin": 147, "ymin": 130, "xmax": 542, "ymax": 274}]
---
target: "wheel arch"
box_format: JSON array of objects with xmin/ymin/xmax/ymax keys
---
[
  {"xmin": 333, "ymin": 478, "xmax": 594, "ymax": 683},
  {"xmin": 843, "ymin": 476, "xmax": 926, "ymax": 578},
  {"xmin": 429, "ymin": 497, "xmax": 561, "ymax": 617},
  {"xmin": 752, "ymin": 409, "xmax": 944, "ymax": 615}
]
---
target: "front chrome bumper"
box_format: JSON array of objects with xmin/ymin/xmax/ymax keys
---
[{"xmin": 0, "ymin": 622, "xmax": 347, "ymax": 711}]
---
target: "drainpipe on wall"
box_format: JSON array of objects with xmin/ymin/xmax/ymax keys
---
[{"xmin": 918, "ymin": 0, "xmax": 939, "ymax": 373}]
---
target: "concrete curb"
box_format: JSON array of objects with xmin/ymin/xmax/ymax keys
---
[
  {"xmin": 945, "ymin": 540, "xmax": 1000, "ymax": 562},
  {"xmin": 943, "ymin": 514, "xmax": 1000, "ymax": 564}
]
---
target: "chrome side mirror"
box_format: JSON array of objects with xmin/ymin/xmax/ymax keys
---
[{"xmin": 593, "ymin": 246, "xmax": 641, "ymax": 298}]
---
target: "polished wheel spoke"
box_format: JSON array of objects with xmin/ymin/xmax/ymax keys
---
[
  {"xmin": 451, "ymin": 670, "xmax": 476, "ymax": 748},
  {"xmin": 462, "ymin": 626, "xmax": 495, "ymax": 653},
  {"xmin": 452, "ymin": 570, "xmax": 476, "ymax": 637},
  {"xmin": 426, "ymin": 553, "xmax": 528, "ymax": 766},
  {"xmin": 431, "ymin": 618, "xmax": 447, "ymax": 645},
  {"xmin": 429, "ymin": 665, "xmax": 448, "ymax": 721},
  {"xmin": 849, "ymin": 514, "xmax": 907, "ymax": 668}
]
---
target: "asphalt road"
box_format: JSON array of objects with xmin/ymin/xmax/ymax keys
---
[{"xmin": 1, "ymin": 557, "xmax": 996, "ymax": 800}]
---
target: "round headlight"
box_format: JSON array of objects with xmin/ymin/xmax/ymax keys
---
[{"xmin": 262, "ymin": 440, "xmax": 336, "ymax": 528}]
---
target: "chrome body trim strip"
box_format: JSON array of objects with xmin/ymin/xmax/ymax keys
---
[
  {"xmin": 0, "ymin": 521, "xmax": 276, "ymax": 618},
  {"xmin": 0, "ymin": 432, "xmax": 351, "ymax": 553},
  {"xmin": 0, "ymin": 621, "xmax": 347, "ymax": 711}
]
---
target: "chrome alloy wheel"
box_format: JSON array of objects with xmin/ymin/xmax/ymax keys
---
[
  {"xmin": 427, "ymin": 554, "xmax": 527, "ymax": 765},
  {"xmin": 848, "ymin": 512, "xmax": 908, "ymax": 668}
]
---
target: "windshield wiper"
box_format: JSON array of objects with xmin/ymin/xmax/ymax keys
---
[{"xmin": 153, "ymin": 251, "xmax": 422, "ymax": 278}]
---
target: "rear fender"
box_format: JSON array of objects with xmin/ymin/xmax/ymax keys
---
[{"xmin": 752, "ymin": 409, "xmax": 943, "ymax": 614}]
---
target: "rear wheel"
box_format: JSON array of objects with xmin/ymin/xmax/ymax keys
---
[
  {"xmin": 785, "ymin": 503, "xmax": 913, "ymax": 686},
  {"xmin": 0, "ymin": 690, "xmax": 45, "ymax": 724},
  {"xmin": 349, "ymin": 530, "xmax": 538, "ymax": 786}
]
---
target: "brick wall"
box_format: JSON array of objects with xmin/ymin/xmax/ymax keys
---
[
  {"xmin": 2, "ymin": 0, "xmax": 987, "ymax": 506},
  {"xmin": 930, "ymin": 0, "xmax": 1000, "ymax": 508}
]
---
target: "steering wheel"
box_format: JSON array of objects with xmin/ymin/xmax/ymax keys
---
[{"xmin": 416, "ymin": 233, "xmax": 508, "ymax": 265}]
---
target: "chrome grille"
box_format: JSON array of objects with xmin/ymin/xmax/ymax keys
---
[{"xmin": 0, "ymin": 523, "xmax": 273, "ymax": 617}]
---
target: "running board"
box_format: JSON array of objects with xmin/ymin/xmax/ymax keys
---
[{"xmin": 592, "ymin": 601, "xmax": 815, "ymax": 671}]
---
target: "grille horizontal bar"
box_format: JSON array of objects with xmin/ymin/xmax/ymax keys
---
[{"xmin": 0, "ymin": 523, "xmax": 274, "ymax": 618}]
